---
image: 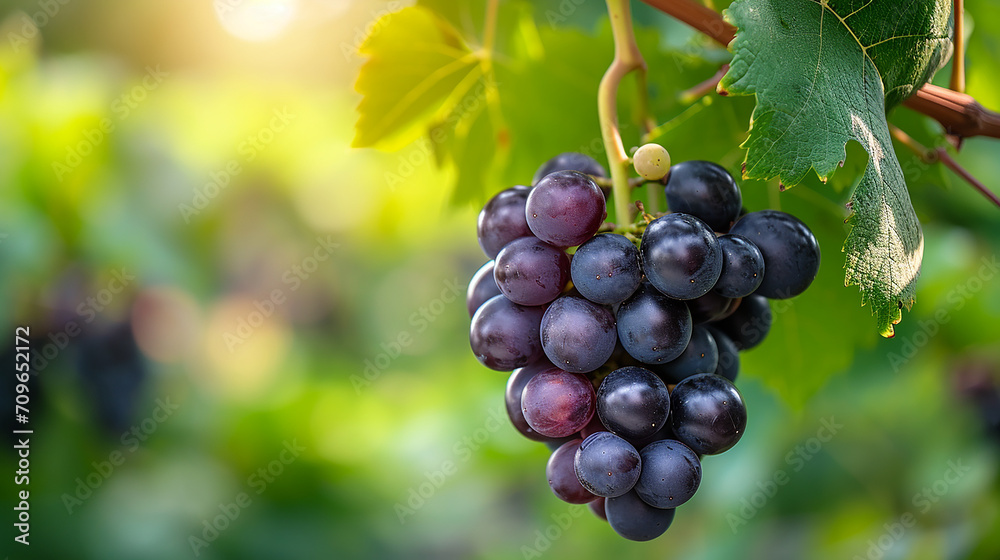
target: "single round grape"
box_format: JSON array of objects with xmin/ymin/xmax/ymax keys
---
[
  {"xmin": 570, "ymin": 234, "xmax": 642, "ymax": 305},
  {"xmin": 663, "ymin": 160, "xmax": 742, "ymax": 232},
  {"xmin": 653, "ymin": 325, "xmax": 719, "ymax": 385},
  {"xmin": 640, "ymin": 213, "xmax": 722, "ymax": 300},
  {"xmin": 505, "ymin": 363, "xmax": 553, "ymax": 442},
  {"xmin": 477, "ymin": 186, "xmax": 533, "ymax": 258},
  {"xmin": 670, "ymin": 373, "xmax": 747, "ymax": 455},
  {"xmin": 547, "ymin": 439, "xmax": 597, "ymax": 504},
  {"xmin": 686, "ymin": 291, "xmax": 739, "ymax": 324},
  {"xmin": 526, "ymin": 171, "xmax": 606, "ymax": 248},
  {"xmin": 635, "ymin": 440, "xmax": 702, "ymax": 508},
  {"xmin": 540, "ymin": 295, "xmax": 617, "ymax": 373},
  {"xmin": 466, "ymin": 261, "xmax": 502, "ymax": 317},
  {"xmin": 715, "ymin": 234, "xmax": 765, "ymax": 298},
  {"xmin": 729, "ymin": 210, "xmax": 820, "ymax": 298},
  {"xmin": 589, "ymin": 497, "xmax": 608, "ymax": 521},
  {"xmin": 617, "ymin": 282, "xmax": 692, "ymax": 364},
  {"xmin": 494, "ymin": 237, "xmax": 570, "ymax": 306},
  {"xmin": 706, "ymin": 326, "xmax": 740, "ymax": 382},
  {"xmin": 633, "ymin": 143, "xmax": 671, "ymax": 181},
  {"xmin": 522, "ymin": 367, "xmax": 596, "ymax": 438},
  {"xmin": 574, "ymin": 431, "xmax": 641, "ymax": 498},
  {"xmin": 533, "ymin": 152, "xmax": 608, "ymax": 185},
  {"xmin": 605, "ymin": 490, "xmax": 676, "ymax": 541},
  {"xmin": 712, "ymin": 294, "xmax": 772, "ymax": 350},
  {"xmin": 470, "ymin": 295, "xmax": 544, "ymax": 371},
  {"xmin": 596, "ymin": 366, "xmax": 670, "ymax": 440}
]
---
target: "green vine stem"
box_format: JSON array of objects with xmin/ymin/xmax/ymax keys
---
[
  {"xmin": 646, "ymin": 179, "xmax": 664, "ymax": 214},
  {"xmin": 599, "ymin": 0, "xmax": 651, "ymax": 227},
  {"xmin": 592, "ymin": 176, "xmax": 649, "ymax": 190}
]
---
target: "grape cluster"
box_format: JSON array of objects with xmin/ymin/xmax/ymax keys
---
[{"xmin": 467, "ymin": 150, "xmax": 820, "ymax": 541}]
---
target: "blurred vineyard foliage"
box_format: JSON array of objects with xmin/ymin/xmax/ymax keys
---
[{"xmin": 0, "ymin": 1, "xmax": 999, "ymax": 559}]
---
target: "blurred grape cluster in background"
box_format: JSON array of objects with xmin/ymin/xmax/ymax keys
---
[{"xmin": 1, "ymin": 1, "xmax": 999, "ymax": 559}]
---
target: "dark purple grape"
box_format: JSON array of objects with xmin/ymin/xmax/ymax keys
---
[
  {"xmin": 589, "ymin": 497, "xmax": 608, "ymax": 521},
  {"xmin": 477, "ymin": 186, "xmax": 533, "ymax": 258},
  {"xmin": 570, "ymin": 233, "xmax": 642, "ymax": 305},
  {"xmin": 729, "ymin": 210, "xmax": 820, "ymax": 299},
  {"xmin": 663, "ymin": 160, "xmax": 742, "ymax": 232},
  {"xmin": 616, "ymin": 283, "xmax": 692, "ymax": 364},
  {"xmin": 522, "ymin": 368, "xmax": 596, "ymax": 438},
  {"xmin": 640, "ymin": 213, "xmax": 722, "ymax": 300},
  {"xmin": 574, "ymin": 432, "xmax": 641, "ymax": 498},
  {"xmin": 686, "ymin": 291, "xmax": 739, "ymax": 324},
  {"xmin": 653, "ymin": 325, "xmax": 719, "ymax": 385},
  {"xmin": 466, "ymin": 261, "xmax": 502, "ymax": 317},
  {"xmin": 605, "ymin": 490, "xmax": 676, "ymax": 541},
  {"xmin": 505, "ymin": 363, "xmax": 553, "ymax": 441},
  {"xmin": 547, "ymin": 439, "xmax": 598, "ymax": 504},
  {"xmin": 469, "ymin": 295, "xmax": 544, "ymax": 371},
  {"xmin": 540, "ymin": 295, "xmax": 617, "ymax": 373},
  {"xmin": 715, "ymin": 234, "xmax": 765, "ymax": 298},
  {"xmin": 533, "ymin": 152, "xmax": 608, "ymax": 185},
  {"xmin": 635, "ymin": 440, "xmax": 702, "ymax": 508},
  {"xmin": 712, "ymin": 294, "xmax": 772, "ymax": 350},
  {"xmin": 706, "ymin": 326, "xmax": 740, "ymax": 382},
  {"xmin": 670, "ymin": 373, "xmax": 747, "ymax": 455},
  {"xmin": 525, "ymin": 171, "xmax": 606, "ymax": 248},
  {"xmin": 596, "ymin": 366, "xmax": 670, "ymax": 440},
  {"xmin": 494, "ymin": 237, "xmax": 570, "ymax": 306}
]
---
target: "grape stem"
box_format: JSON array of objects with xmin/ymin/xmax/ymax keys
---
[
  {"xmin": 951, "ymin": 0, "xmax": 965, "ymax": 93},
  {"xmin": 889, "ymin": 124, "xmax": 1000, "ymax": 209},
  {"xmin": 642, "ymin": 95, "xmax": 712, "ymax": 144},
  {"xmin": 599, "ymin": 0, "xmax": 650, "ymax": 227},
  {"xmin": 679, "ymin": 64, "xmax": 729, "ymax": 104}
]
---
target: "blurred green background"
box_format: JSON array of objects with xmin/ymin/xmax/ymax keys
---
[{"xmin": 1, "ymin": 1, "xmax": 999, "ymax": 559}]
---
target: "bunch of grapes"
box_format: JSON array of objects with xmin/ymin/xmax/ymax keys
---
[{"xmin": 467, "ymin": 147, "xmax": 820, "ymax": 541}]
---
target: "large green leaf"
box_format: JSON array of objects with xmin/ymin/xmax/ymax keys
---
[
  {"xmin": 720, "ymin": 0, "xmax": 952, "ymax": 337},
  {"xmin": 353, "ymin": 6, "xmax": 481, "ymax": 148}
]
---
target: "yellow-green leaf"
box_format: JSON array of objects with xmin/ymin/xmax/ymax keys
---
[{"xmin": 353, "ymin": 6, "xmax": 480, "ymax": 149}]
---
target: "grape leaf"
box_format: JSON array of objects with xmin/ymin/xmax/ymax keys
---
[
  {"xmin": 720, "ymin": 0, "xmax": 952, "ymax": 337},
  {"xmin": 353, "ymin": 6, "xmax": 481, "ymax": 149},
  {"xmin": 449, "ymin": 95, "xmax": 506, "ymax": 206}
]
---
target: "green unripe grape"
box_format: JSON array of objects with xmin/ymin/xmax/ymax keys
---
[{"xmin": 633, "ymin": 143, "xmax": 671, "ymax": 181}]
